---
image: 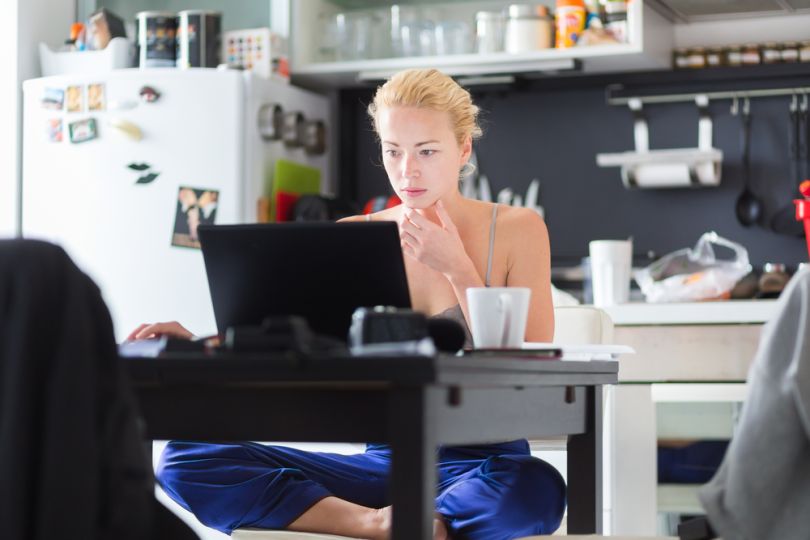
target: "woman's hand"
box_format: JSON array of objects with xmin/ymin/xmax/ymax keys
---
[
  {"xmin": 126, "ymin": 321, "xmax": 194, "ymax": 341},
  {"xmin": 398, "ymin": 200, "xmax": 471, "ymax": 278}
]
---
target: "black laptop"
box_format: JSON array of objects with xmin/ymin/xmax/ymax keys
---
[{"xmin": 197, "ymin": 222, "xmax": 411, "ymax": 341}]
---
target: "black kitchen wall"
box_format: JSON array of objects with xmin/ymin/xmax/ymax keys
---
[{"xmin": 336, "ymin": 65, "xmax": 810, "ymax": 269}]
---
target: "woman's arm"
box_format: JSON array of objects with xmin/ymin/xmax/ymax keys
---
[{"xmin": 503, "ymin": 209, "xmax": 554, "ymax": 343}]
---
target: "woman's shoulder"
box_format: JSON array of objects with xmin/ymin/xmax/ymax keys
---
[
  {"xmin": 494, "ymin": 204, "xmax": 546, "ymax": 230},
  {"xmin": 495, "ymin": 205, "xmax": 549, "ymax": 247}
]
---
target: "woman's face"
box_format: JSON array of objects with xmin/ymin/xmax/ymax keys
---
[{"xmin": 377, "ymin": 106, "xmax": 471, "ymax": 209}]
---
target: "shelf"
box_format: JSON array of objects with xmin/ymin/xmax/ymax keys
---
[
  {"xmin": 289, "ymin": 1, "xmax": 673, "ymax": 88},
  {"xmin": 657, "ymin": 484, "xmax": 703, "ymax": 514}
]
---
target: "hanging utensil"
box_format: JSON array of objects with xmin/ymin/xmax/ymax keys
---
[
  {"xmin": 771, "ymin": 94, "xmax": 805, "ymax": 236},
  {"xmin": 496, "ymin": 187, "xmax": 514, "ymax": 205},
  {"xmin": 478, "ymin": 175, "xmax": 492, "ymax": 202},
  {"xmin": 734, "ymin": 99, "xmax": 763, "ymax": 227}
]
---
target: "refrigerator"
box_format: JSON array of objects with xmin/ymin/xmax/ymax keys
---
[{"xmin": 22, "ymin": 69, "xmax": 331, "ymax": 341}]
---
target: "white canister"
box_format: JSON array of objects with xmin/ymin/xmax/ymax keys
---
[{"xmin": 504, "ymin": 4, "xmax": 553, "ymax": 54}]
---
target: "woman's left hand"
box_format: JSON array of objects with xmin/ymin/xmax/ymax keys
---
[{"xmin": 398, "ymin": 200, "xmax": 470, "ymax": 277}]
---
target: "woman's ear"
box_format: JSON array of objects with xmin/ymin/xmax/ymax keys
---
[{"xmin": 459, "ymin": 136, "xmax": 472, "ymax": 165}]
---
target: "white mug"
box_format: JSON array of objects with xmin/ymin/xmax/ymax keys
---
[
  {"xmin": 466, "ymin": 287, "xmax": 531, "ymax": 348},
  {"xmin": 589, "ymin": 239, "xmax": 633, "ymax": 306}
]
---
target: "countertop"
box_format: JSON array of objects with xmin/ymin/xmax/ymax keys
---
[{"xmin": 599, "ymin": 299, "xmax": 779, "ymax": 326}]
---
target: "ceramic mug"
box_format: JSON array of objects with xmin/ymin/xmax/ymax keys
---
[{"xmin": 466, "ymin": 287, "xmax": 531, "ymax": 348}]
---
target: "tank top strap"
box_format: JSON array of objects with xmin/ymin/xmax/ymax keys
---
[
  {"xmin": 484, "ymin": 204, "xmax": 498, "ymax": 287},
  {"xmin": 365, "ymin": 213, "xmax": 371, "ymax": 222}
]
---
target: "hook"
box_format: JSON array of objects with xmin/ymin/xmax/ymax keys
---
[
  {"xmin": 790, "ymin": 92, "xmax": 798, "ymax": 112},
  {"xmin": 730, "ymin": 95, "xmax": 739, "ymax": 116},
  {"xmin": 743, "ymin": 96, "xmax": 751, "ymax": 116},
  {"xmin": 801, "ymin": 92, "xmax": 808, "ymax": 113}
]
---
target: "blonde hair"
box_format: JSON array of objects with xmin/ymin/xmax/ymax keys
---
[{"xmin": 368, "ymin": 69, "xmax": 482, "ymax": 145}]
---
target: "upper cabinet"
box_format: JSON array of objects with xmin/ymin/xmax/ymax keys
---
[{"xmin": 289, "ymin": 0, "xmax": 675, "ymax": 87}]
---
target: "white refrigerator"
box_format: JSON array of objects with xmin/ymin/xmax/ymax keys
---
[{"xmin": 22, "ymin": 69, "xmax": 331, "ymax": 341}]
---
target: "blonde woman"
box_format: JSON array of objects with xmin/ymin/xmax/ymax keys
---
[{"xmin": 146, "ymin": 69, "xmax": 562, "ymax": 540}]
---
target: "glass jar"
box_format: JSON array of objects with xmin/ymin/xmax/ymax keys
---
[
  {"xmin": 759, "ymin": 263, "xmax": 790, "ymax": 297},
  {"xmin": 475, "ymin": 11, "xmax": 505, "ymax": 54},
  {"xmin": 741, "ymin": 43, "xmax": 761, "ymax": 65},
  {"xmin": 505, "ymin": 4, "xmax": 554, "ymax": 53},
  {"xmin": 687, "ymin": 47, "xmax": 706, "ymax": 69},
  {"xmin": 800, "ymin": 40, "xmax": 810, "ymax": 62},
  {"xmin": 672, "ymin": 48, "xmax": 690, "ymax": 69},
  {"xmin": 781, "ymin": 41, "xmax": 800, "ymax": 63},
  {"xmin": 761, "ymin": 42, "xmax": 782, "ymax": 64},
  {"xmin": 705, "ymin": 47, "xmax": 724, "ymax": 68},
  {"xmin": 725, "ymin": 45, "xmax": 743, "ymax": 66}
]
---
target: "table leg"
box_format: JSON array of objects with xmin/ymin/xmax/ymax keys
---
[
  {"xmin": 567, "ymin": 385, "xmax": 603, "ymax": 534},
  {"xmin": 389, "ymin": 386, "xmax": 438, "ymax": 540}
]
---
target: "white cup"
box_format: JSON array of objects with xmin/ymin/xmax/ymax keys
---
[
  {"xmin": 589, "ymin": 239, "xmax": 633, "ymax": 306},
  {"xmin": 466, "ymin": 287, "xmax": 531, "ymax": 348}
]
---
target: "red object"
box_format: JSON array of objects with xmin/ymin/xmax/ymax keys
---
[
  {"xmin": 275, "ymin": 191, "xmax": 299, "ymax": 222},
  {"xmin": 795, "ymin": 180, "xmax": 810, "ymax": 260},
  {"xmin": 362, "ymin": 194, "xmax": 401, "ymax": 215}
]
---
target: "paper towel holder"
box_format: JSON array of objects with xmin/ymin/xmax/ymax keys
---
[{"xmin": 596, "ymin": 95, "xmax": 723, "ymax": 189}]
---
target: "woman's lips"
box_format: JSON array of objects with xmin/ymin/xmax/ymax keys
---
[{"xmin": 401, "ymin": 188, "xmax": 427, "ymax": 198}]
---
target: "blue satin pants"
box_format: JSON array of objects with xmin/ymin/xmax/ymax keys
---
[{"xmin": 157, "ymin": 440, "xmax": 566, "ymax": 540}]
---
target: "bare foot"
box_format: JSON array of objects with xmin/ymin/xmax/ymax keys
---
[{"xmin": 366, "ymin": 507, "xmax": 448, "ymax": 540}]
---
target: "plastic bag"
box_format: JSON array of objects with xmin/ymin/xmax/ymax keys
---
[{"xmin": 634, "ymin": 232, "xmax": 752, "ymax": 303}]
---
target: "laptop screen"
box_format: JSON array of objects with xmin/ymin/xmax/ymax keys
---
[{"xmin": 198, "ymin": 222, "xmax": 411, "ymax": 341}]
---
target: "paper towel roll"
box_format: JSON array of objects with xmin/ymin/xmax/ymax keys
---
[
  {"xmin": 622, "ymin": 163, "xmax": 691, "ymax": 188},
  {"xmin": 622, "ymin": 161, "xmax": 720, "ymax": 188}
]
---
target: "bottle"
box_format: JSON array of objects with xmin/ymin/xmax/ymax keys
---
[
  {"xmin": 505, "ymin": 4, "xmax": 553, "ymax": 53},
  {"xmin": 556, "ymin": 0, "xmax": 587, "ymax": 49},
  {"xmin": 761, "ymin": 42, "xmax": 782, "ymax": 64}
]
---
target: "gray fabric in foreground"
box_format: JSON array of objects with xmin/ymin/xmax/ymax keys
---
[{"xmin": 699, "ymin": 269, "xmax": 810, "ymax": 540}]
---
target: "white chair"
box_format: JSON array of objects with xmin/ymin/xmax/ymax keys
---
[{"xmin": 230, "ymin": 307, "xmax": 616, "ymax": 539}]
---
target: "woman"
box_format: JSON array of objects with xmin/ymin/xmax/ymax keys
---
[{"xmin": 131, "ymin": 69, "xmax": 562, "ymax": 540}]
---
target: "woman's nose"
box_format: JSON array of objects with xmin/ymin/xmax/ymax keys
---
[{"xmin": 402, "ymin": 154, "xmax": 419, "ymax": 178}]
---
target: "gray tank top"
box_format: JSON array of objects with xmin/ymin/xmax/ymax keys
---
[{"xmin": 432, "ymin": 204, "xmax": 499, "ymax": 348}]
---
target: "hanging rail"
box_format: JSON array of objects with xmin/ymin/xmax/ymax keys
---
[{"xmin": 606, "ymin": 84, "xmax": 810, "ymax": 107}]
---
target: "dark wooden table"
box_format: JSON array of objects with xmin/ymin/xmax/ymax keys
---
[{"xmin": 126, "ymin": 351, "xmax": 618, "ymax": 539}]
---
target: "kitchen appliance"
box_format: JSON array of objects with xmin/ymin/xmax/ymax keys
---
[{"xmin": 22, "ymin": 69, "xmax": 330, "ymax": 340}]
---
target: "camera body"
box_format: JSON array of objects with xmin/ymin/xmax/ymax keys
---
[{"xmin": 349, "ymin": 306, "xmax": 429, "ymax": 347}]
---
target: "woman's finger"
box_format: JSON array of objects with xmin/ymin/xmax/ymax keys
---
[
  {"xmin": 126, "ymin": 323, "xmax": 149, "ymax": 341},
  {"xmin": 434, "ymin": 200, "xmax": 456, "ymax": 231}
]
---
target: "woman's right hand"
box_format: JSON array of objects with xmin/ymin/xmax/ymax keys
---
[{"xmin": 126, "ymin": 321, "xmax": 194, "ymax": 341}]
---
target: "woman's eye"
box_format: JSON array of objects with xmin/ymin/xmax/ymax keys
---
[
  {"xmin": 384, "ymin": 149, "xmax": 399, "ymax": 158},
  {"xmin": 420, "ymin": 149, "xmax": 436, "ymax": 156}
]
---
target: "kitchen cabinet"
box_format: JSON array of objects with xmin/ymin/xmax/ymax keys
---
[
  {"xmin": 288, "ymin": 0, "xmax": 674, "ymax": 87},
  {"xmin": 601, "ymin": 299, "xmax": 777, "ymax": 535}
]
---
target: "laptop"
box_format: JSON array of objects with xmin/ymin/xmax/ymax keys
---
[{"xmin": 197, "ymin": 222, "xmax": 411, "ymax": 341}]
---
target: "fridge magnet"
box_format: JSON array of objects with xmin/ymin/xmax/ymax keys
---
[
  {"xmin": 127, "ymin": 162, "xmax": 159, "ymax": 184},
  {"xmin": 68, "ymin": 118, "xmax": 98, "ymax": 144},
  {"xmin": 41, "ymin": 88, "xmax": 64, "ymax": 110},
  {"xmin": 47, "ymin": 118, "xmax": 63, "ymax": 143},
  {"xmin": 66, "ymin": 85, "xmax": 84, "ymax": 113},
  {"xmin": 171, "ymin": 186, "xmax": 219, "ymax": 249},
  {"xmin": 139, "ymin": 86, "xmax": 161, "ymax": 103},
  {"xmin": 88, "ymin": 83, "xmax": 105, "ymax": 111}
]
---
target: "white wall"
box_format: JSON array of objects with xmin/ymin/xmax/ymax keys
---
[
  {"xmin": 1, "ymin": 0, "xmax": 74, "ymax": 237},
  {"xmin": 0, "ymin": 3, "xmax": 20, "ymax": 237}
]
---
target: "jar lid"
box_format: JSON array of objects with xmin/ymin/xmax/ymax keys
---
[
  {"xmin": 764, "ymin": 262, "xmax": 787, "ymax": 273},
  {"xmin": 507, "ymin": 4, "xmax": 550, "ymax": 19},
  {"xmin": 557, "ymin": 0, "xmax": 586, "ymax": 8},
  {"xmin": 136, "ymin": 11, "xmax": 177, "ymax": 18},
  {"xmin": 476, "ymin": 10, "xmax": 504, "ymax": 21}
]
